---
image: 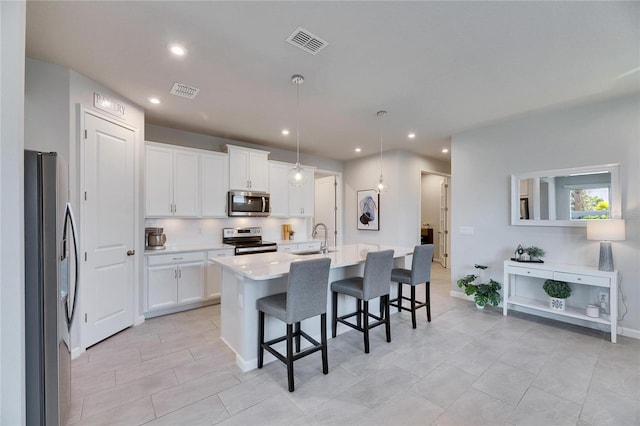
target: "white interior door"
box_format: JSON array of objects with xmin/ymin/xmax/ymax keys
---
[
  {"xmin": 439, "ymin": 178, "xmax": 449, "ymax": 268},
  {"xmin": 83, "ymin": 112, "xmax": 135, "ymax": 347},
  {"xmin": 314, "ymin": 176, "xmax": 337, "ymax": 247}
]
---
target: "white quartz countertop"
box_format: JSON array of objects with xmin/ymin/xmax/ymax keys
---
[
  {"xmin": 145, "ymin": 243, "xmax": 233, "ymax": 256},
  {"xmin": 211, "ymin": 243, "xmax": 413, "ymax": 280}
]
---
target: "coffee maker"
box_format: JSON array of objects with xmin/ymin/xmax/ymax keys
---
[{"xmin": 145, "ymin": 227, "xmax": 167, "ymax": 250}]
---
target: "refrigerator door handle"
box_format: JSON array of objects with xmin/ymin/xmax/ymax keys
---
[{"xmin": 62, "ymin": 202, "xmax": 80, "ymax": 329}]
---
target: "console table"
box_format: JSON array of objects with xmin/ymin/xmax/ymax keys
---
[{"xmin": 503, "ymin": 260, "xmax": 618, "ymax": 343}]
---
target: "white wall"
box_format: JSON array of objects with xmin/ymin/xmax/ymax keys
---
[
  {"xmin": 24, "ymin": 60, "xmax": 69, "ymax": 157},
  {"xmin": 451, "ymin": 94, "xmax": 640, "ymax": 336},
  {"xmin": 1, "ymin": 2, "xmax": 26, "ymax": 423},
  {"xmin": 344, "ymin": 150, "xmax": 450, "ymax": 247}
]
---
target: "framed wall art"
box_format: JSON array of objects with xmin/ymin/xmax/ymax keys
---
[{"xmin": 357, "ymin": 189, "xmax": 379, "ymax": 230}]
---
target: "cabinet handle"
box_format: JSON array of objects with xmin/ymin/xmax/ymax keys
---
[
  {"xmin": 169, "ymin": 203, "xmax": 173, "ymax": 213},
  {"xmin": 172, "ymin": 257, "xmax": 183, "ymax": 260},
  {"xmin": 127, "ymin": 250, "xmax": 135, "ymax": 256},
  {"xmin": 174, "ymin": 268, "xmax": 177, "ymax": 279},
  {"xmin": 178, "ymin": 268, "xmax": 182, "ymax": 278},
  {"xmin": 576, "ymin": 277, "xmax": 582, "ymax": 281}
]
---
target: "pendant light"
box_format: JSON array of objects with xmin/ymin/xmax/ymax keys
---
[
  {"xmin": 288, "ymin": 74, "xmax": 307, "ymax": 186},
  {"xmin": 375, "ymin": 110, "xmax": 388, "ymax": 193}
]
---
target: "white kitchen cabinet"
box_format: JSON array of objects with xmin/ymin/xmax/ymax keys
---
[
  {"xmin": 226, "ymin": 145, "xmax": 270, "ymax": 192},
  {"xmin": 147, "ymin": 264, "xmax": 179, "ymax": 310},
  {"xmin": 268, "ymin": 161, "xmax": 290, "ymax": 217},
  {"xmin": 288, "ymin": 168, "xmax": 315, "ymax": 217},
  {"xmin": 201, "ymin": 152, "xmax": 229, "ymax": 217},
  {"xmin": 206, "ymin": 248, "xmax": 235, "ymax": 299},
  {"xmin": 145, "ymin": 143, "xmax": 200, "ymax": 217},
  {"xmin": 146, "ymin": 251, "xmax": 205, "ymax": 313}
]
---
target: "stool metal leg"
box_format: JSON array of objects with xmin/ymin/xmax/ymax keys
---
[
  {"xmin": 258, "ymin": 311, "xmax": 265, "ymax": 368},
  {"xmin": 385, "ymin": 295, "xmax": 391, "ymax": 342},
  {"xmin": 331, "ymin": 291, "xmax": 338, "ymax": 338},
  {"xmin": 356, "ymin": 299, "xmax": 362, "ymax": 328},
  {"xmin": 411, "ymin": 286, "xmax": 417, "ymax": 329},
  {"xmin": 295, "ymin": 322, "xmax": 301, "ymax": 353},
  {"xmin": 286, "ymin": 324, "xmax": 294, "ymax": 392},
  {"xmin": 426, "ymin": 282, "xmax": 431, "ymax": 322},
  {"xmin": 363, "ymin": 300, "xmax": 370, "ymax": 353},
  {"xmin": 397, "ymin": 282, "xmax": 403, "ymax": 312},
  {"xmin": 321, "ymin": 313, "xmax": 328, "ymax": 374}
]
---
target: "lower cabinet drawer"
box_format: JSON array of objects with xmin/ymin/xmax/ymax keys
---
[
  {"xmin": 553, "ymin": 271, "xmax": 610, "ymax": 287},
  {"xmin": 506, "ymin": 265, "xmax": 553, "ymax": 280},
  {"xmin": 148, "ymin": 251, "xmax": 204, "ymax": 266}
]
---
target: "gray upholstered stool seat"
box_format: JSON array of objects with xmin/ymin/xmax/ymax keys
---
[
  {"xmin": 330, "ymin": 249, "xmax": 394, "ymax": 353},
  {"xmin": 256, "ymin": 257, "xmax": 331, "ymax": 392},
  {"xmin": 388, "ymin": 244, "xmax": 434, "ymax": 328}
]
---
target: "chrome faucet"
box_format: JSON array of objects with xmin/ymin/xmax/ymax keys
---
[{"xmin": 312, "ymin": 222, "xmax": 329, "ymax": 254}]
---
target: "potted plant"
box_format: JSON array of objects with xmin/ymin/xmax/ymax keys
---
[
  {"xmin": 543, "ymin": 279, "xmax": 571, "ymax": 310},
  {"xmin": 525, "ymin": 246, "xmax": 545, "ymax": 261},
  {"xmin": 457, "ymin": 264, "xmax": 501, "ymax": 309}
]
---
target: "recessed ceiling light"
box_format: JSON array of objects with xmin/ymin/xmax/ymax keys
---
[
  {"xmin": 442, "ymin": 148, "xmax": 449, "ymax": 154},
  {"xmin": 281, "ymin": 129, "xmax": 290, "ymax": 135},
  {"xmin": 354, "ymin": 147, "xmax": 362, "ymax": 153},
  {"xmin": 408, "ymin": 133, "xmax": 416, "ymax": 139},
  {"xmin": 168, "ymin": 43, "xmax": 187, "ymax": 56},
  {"xmin": 149, "ymin": 97, "xmax": 161, "ymax": 104}
]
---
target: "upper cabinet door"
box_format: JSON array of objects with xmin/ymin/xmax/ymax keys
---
[
  {"xmin": 228, "ymin": 148, "xmax": 250, "ymax": 190},
  {"xmin": 268, "ymin": 162, "xmax": 289, "ymax": 217},
  {"xmin": 201, "ymin": 153, "xmax": 228, "ymax": 217},
  {"xmin": 226, "ymin": 145, "xmax": 270, "ymax": 191},
  {"xmin": 173, "ymin": 151, "xmax": 200, "ymax": 217},
  {"xmin": 247, "ymin": 151, "xmax": 269, "ymax": 192},
  {"xmin": 145, "ymin": 145, "xmax": 174, "ymax": 217},
  {"xmin": 289, "ymin": 168, "xmax": 315, "ymax": 217}
]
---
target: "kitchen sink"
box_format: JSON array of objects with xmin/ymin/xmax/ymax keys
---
[{"xmin": 293, "ymin": 249, "xmax": 337, "ymax": 256}]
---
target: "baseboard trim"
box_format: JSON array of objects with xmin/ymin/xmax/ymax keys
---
[{"xmin": 71, "ymin": 347, "xmax": 84, "ymax": 360}]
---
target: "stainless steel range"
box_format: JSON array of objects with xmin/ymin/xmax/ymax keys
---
[{"xmin": 223, "ymin": 227, "xmax": 277, "ymax": 255}]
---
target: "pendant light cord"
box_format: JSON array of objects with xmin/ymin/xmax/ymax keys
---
[
  {"xmin": 377, "ymin": 110, "xmax": 387, "ymax": 181},
  {"xmin": 379, "ymin": 116, "xmax": 383, "ymax": 179},
  {"xmin": 296, "ymin": 81, "xmax": 300, "ymax": 166}
]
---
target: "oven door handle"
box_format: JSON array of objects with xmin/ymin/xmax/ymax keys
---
[{"xmin": 261, "ymin": 196, "xmax": 266, "ymax": 213}]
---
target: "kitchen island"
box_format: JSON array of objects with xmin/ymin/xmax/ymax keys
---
[{"xmin": 212, "ymin": 244, "xmax": 413, "ymax": 371}]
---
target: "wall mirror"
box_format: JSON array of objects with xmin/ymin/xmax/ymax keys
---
[{"xmin": 510, "ymin": 164, "xmax": 621, "ymax": 227}]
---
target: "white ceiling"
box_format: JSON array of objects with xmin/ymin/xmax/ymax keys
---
[{"xmin": 25, "ymin": 1, "xmax": 639, "ymax": 162}]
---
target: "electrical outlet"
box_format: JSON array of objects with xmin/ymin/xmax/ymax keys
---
[{"xmin": 599, "ymin": 292, "xmax": 609, "ymax": 312}]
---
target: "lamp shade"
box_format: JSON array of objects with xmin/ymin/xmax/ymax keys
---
[{"xmin": 586, "ymin": 219, "xmax": 626, "ymax": 241}]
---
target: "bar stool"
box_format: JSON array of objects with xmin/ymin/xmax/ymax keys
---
[
  {"xmin": 256, "ymin": 257, "xmax": 331, "ymax": 392},
  {"xmin": 389, "ymin": 244, "xmax": 434, "ymax": 328},
  {"xmin": 330, "ymin": 250, "xmax": 394, "ymax": 353}
]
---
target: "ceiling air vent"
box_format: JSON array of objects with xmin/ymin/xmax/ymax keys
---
[
  {"xmin": 170, "ymin": 82, "xmax": 200, "ymax": 100},
  {"xmin": 286, "ymin": 27, "xmax": 329, "ymax": 55}
]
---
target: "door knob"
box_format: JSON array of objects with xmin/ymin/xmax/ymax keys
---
[{"xmin": 127, "ymin": 250, "xmax": 135, "ymax": 256}]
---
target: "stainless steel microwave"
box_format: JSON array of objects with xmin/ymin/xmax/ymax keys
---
[{"xmin": 227, "ymin": 191, "xmax": 270, "ymax": 217}]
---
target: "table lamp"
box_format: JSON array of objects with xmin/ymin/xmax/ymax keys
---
[{"xmin": 586, "ymin": 219, "xmax": 625, "ymax": 271}]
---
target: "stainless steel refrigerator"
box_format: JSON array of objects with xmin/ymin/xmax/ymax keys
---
[{"xmin": 24, "ymin": 150, "xmax": 79, "ymax": 426}]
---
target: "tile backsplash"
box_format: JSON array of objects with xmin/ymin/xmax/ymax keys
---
[{"xmin": 144, "ymin": 217, "xmax": 310, "ymax": 246}]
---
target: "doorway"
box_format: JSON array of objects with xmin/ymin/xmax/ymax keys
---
[
  {"xmin": 314, "ymin": 171, "xmax": 343, "ymax": 247},
  {"xmin": 420, "ymin": 172, "xmax": 450, "ymax": 268}
]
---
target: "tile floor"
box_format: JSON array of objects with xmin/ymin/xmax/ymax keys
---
[{"xmin": 68, "ymin": 264, "xmax": 640, "ymax": 425}]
